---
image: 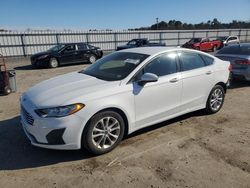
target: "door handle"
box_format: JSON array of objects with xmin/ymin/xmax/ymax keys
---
[
  {"xmin": 169, "ymin": 78, "xmax": 179, "ymax": 83},
  {"xmin": 206, "ymin": 71, "xmax": 212, "ymax": 75}
]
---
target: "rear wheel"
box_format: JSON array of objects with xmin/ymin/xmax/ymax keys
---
[
  {"xmin": 89, "ymin": 55, "xmax": 96, "ymax": 64},
  {"xmin": 195, "ymin": 47, "xmax": 200, "ymax": 51},
  {"xmin": 4, "ymin": 86, "xmax": 11, "ymax": 95},
  {"xmin": 82, "ymin": 111, "xmax": 125, "ymax": 155},
  {"xmin": 212, "ymin": 45, "xmax": 217, "ymax": 52},
  {"xmin": 49, "ymin": 57, "xmax": 59, "ymax": 68},
  {"xmin": 205, "ymin": 85, "xmax": 225, "ymax": 114}
]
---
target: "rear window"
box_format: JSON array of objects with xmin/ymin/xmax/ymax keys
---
[
  {"xmin": 217, "ymin": 45, "xmax": 250, "ymax": 55},
  {"xmin": 179, "ymin": 52, "xmax": 206, "ymax": 71},
  {"xmin": 200, "ymin": 54, "xmax": 214, "ymax": 66}
]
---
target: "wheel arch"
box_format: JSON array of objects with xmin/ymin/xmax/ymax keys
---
[
  {"xmin": 80, "ymin": 107, "xmax": 129, "ymax": 149},
  {"xmin": 215, "ymin": 81, "xmax": 227, "ymax": 93}
]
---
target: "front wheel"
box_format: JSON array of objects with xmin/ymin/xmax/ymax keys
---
[
  {"xmin": 49, "ymin": 57, "xmax": 59, "ymax": 68},
  {"xmin": 205, "ymin": 85, "xmax": 225, "ymax": 114},
  {"xmin": 82, "ymin": 111, "xmax": 125, "ymax": 155}
]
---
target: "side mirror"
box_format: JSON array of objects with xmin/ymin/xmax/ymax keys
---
[{"xmin": 138, "ymin": 73, "xmax": 158, "ymax": 86}]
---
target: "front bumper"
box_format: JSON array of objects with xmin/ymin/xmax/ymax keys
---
[
  {"xmin": 20, "ymin": 101, "xmax": 85, "ymax": 150},
  {"xmin": 30, "ymin": 57, "xmax": 49, "ymax": 67}
]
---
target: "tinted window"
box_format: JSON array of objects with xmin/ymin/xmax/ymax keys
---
[
  {"xmin": 179, "ymin": 52, "xmax": 206, "ymax": 71},
  {"xmin": 200, "ymin": 54, "xmax": 214, "ymax": 66},
  {"xmin": 82, "ymin": 52, "xmax": 149, "ymax": 81},
  {"xmin": 228, "ymin": 37, "xmax": 237, "ymax": 41},
  {"xmin": 144, "ymin": 52, "xmax": 178, "ymax": 77},
  {"xmin": 189, "ymin": 38, "xmax": 201, "ymax": 43},
  {"xmin": 77, "ymin": 43, "xmax": 87, "ymax": 50},
  {"xmin": 64, "ymin": 44, "xmax": 75, "ymax": 52},
  {"xmin": 217, "ymin": 45, "xmax": 250, "ymax": 55}
]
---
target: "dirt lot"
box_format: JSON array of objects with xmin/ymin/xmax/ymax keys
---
[{"xmin": 0, "ymin": 57, "xmax": 250, "ymax": 188}]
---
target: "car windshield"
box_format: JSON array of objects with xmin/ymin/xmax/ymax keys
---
[
  {"xmin": 48, "ymin": 44, "xmax": 65, "ymax": 52},
  {"xmin": 216, "ymin": 44, "xmax": 250, "ymax": 55},
  {"xmin": 189, "ymin": 38, "xmax": 201, "ymax": 43},
  {"xmin": 217, "ymin": 36, "xmax": 228, "ymax": 41},
  {"xmin": 81, "ymin": 52, "xmax": 149, "ymax": 81}
]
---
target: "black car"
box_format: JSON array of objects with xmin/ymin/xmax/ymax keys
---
[
  {"xmin": 31, "ymin": 43, "xmax": 103, "ymax": 68},
  {"xmin": 116, "ymin": 38, "xmax": 165, "ymax": 51}
]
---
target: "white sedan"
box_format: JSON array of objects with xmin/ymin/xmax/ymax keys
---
[{"xmin": 20, "ymin": 47, "xmax": 230, "ymax": 154}]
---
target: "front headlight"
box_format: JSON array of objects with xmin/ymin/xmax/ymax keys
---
[{"xmin": 35, "ymin": 103, "xmax": 85, "ymax": 118}]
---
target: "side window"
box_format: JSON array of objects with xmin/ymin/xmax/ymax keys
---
[
  {"xmin": 200, "ymin": 54, "xmax": 214, "ymax": 66},
  {"xmin": 64, "ymin": 44, "xmax": 75, "ymax": 52},
  {"xmin": 77, "ymin": 43, "xmax": 87, "ymax": 50},
  {"xmin": 143, "ymin": 52, "xmax": 178, "ymax": 77},
  {"xmin": 179, "ymin": 52, "xmax": 206, "ymax": 71}
]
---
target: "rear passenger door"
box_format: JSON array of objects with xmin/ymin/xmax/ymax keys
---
[
  {"xmin": 76, "ymin": 43, "xmax": 90, "ymax": 62},
  {"xmin": 178, "ymin": 51, "xmax": 214, "ymax": 112}
]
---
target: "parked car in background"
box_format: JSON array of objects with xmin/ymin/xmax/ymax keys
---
[
  {"xmin": 182, "ymin": 38, "xmax": 222, "ymax": 52},
  {"xmin": 30, "ymin": 43, "xmax": 103, "ymax": 68},
  {"xmin": 215, "ymin": 43, "xmax": 250, "ymax": 81},
  {"xmin": 116, "ymin": 38, "xmax": 165, "ymax": 51},
  {"xmin": 217, "ymin": 36, "xmax": 240, "ymax": 47},
  {"xmin": 21, "ymin": 47, "xmax": 230, "ymax": 155}
]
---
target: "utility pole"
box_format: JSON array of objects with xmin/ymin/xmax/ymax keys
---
[{"xmin": 156, "ymin": 17, "xmax": 159, "ymax": 30}]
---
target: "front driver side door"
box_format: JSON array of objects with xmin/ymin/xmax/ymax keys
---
[{"xmin": 133, "ymin": 52, "xmax": 182, "ymax": 129}]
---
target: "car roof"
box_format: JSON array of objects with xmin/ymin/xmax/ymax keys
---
[{"xmin": 119, "ymin": 47, "xmax": 176, "ymax": 55}]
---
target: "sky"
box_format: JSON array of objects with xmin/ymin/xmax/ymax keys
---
[{"xmin": 1, "ymin": 0, "xmax": 250, "ymax": 30}]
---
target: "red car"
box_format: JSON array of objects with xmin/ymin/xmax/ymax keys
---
[{"xmin": 182, "ymin": 38, "xmax": 222, "ymax": 52}]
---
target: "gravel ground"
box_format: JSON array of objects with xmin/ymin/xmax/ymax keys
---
[{"xmin": 0, "ymin": 57, "xmax": 250, "ymax": 188}]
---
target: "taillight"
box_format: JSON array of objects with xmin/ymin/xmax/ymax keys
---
[
  {"xmin": 235, "ymin": 59, "xmax": 250, "ymax": 65},
  {"xmin": 228, "ymin": 64, "xmax": 232, "ymax": 71}
]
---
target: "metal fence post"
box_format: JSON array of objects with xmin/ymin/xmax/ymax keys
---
[
  {"xmin": 238, "ymin": 29, "xmax": 242, "ymax": 41},
  {"xmin": 159, "ymin": 32, "xmax": 162, "ymax": 43},
  {"xmin": 114, "ymin": 33, "xmax": 117, "ymax": 50},
  {"xmin": 20, "ymin": 34, "xmax": 26, "ymax": 56},
  {"xmin": 86, "ymin": 33, "xmax": 89, "ymax": 44},
  {"xmin": 56, "ymin": 34, "xmax": 60, "ymax": 45},
  {"xmin": 177, "ymin": 31, "xmax": 180, "ymax": 46}
]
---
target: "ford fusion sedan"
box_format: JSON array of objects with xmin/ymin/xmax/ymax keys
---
[
  {"xmin": 21, "ymin": 47, "xmax": 230, "ymax": 155},
  {"xmin": 30, "ymin": 43, "xmax": 103, "ymax": 68}
]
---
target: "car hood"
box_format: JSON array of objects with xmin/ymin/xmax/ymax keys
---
[
  {"xmin": 31, "ymin": 51, "xmax": 51, "ymax": 58},
  {"xmin": 24, "ymin": 72, "xmax": 120, "ymax": 107}
]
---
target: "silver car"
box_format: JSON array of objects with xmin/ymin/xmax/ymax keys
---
[{"xmin": 215, "ymin": 43, "xmax": 250, "ymax": 81}]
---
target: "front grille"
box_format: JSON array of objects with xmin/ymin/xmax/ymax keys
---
[{"xmin": 22, "ymin": 106, "xmax": 34, "ymax": 125}]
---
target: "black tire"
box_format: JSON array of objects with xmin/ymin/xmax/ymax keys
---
[
  {"xmin": 49, "ymin": 57, "xmax": 59, "ymax": 68},
  {"xmin": 82, "ymin": 111, "xmax": 125, "ymax": 155},
  {"xmin": 4, "ymin": 86, "xmax": 11, "ymax": 95},
  {"xmin": 89, "ymin": 54, "xmax": 96, "ymax": 64},
  {"xmin": 205, "ymin": 85, "xmax": 225, "ymax": 114}
]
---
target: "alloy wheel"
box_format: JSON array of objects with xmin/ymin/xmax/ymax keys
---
[
  {"xmin": 210, "ymin": 88, "xmax": 223, "ymax": 111},
  {"xmin": 91, "ymin": 116, "xmax": 121, "ymax": 149}
]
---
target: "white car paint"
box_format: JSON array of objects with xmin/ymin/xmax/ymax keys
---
[
  {"xmin": 223, "ymin": 36, "xmax": 240, "ymax": 46},
  {"xmin": 20, "ymin": 47, "xmax": 230, "ymax": 150}
]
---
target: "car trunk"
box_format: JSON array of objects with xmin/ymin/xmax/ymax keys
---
[{"xmin": 216, "ymin": 54, "xmax": 250, "ymax": 70}]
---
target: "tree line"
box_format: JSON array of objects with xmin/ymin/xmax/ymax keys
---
[{"xmin": 131, "ymin": 18, "xmax": 250, "ymax": 30}]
